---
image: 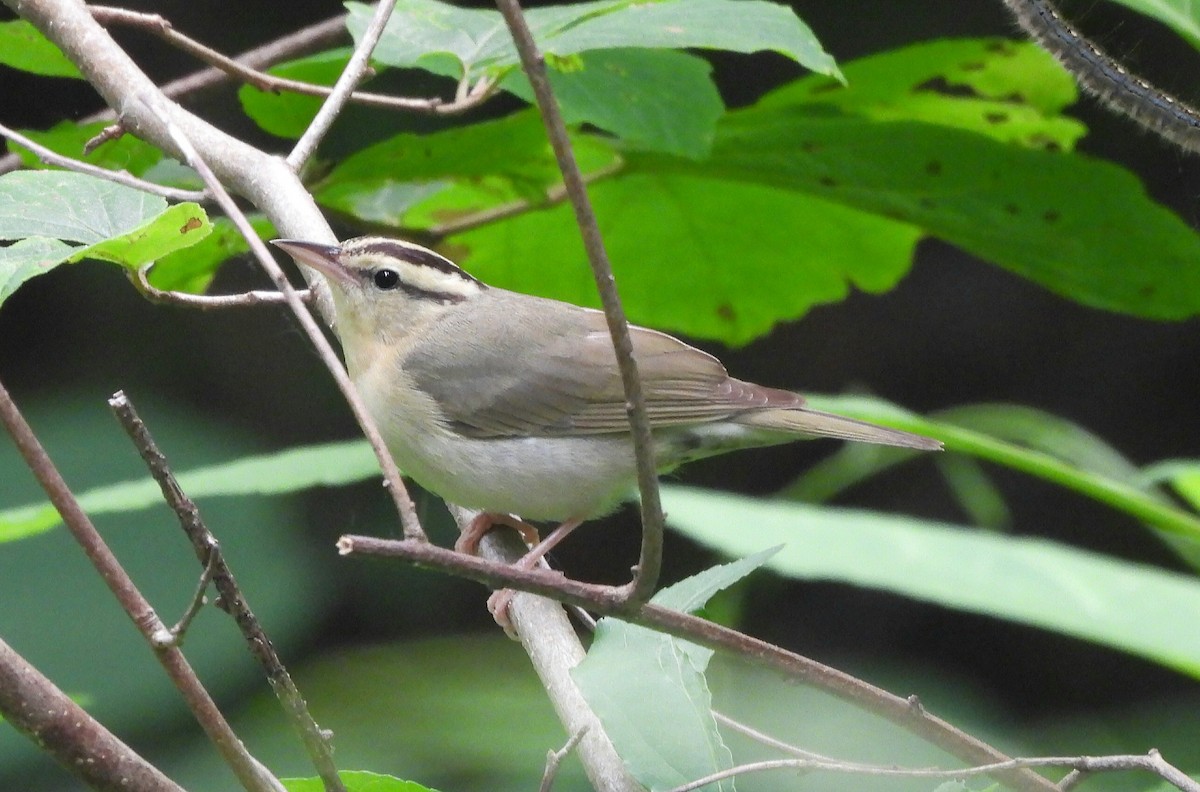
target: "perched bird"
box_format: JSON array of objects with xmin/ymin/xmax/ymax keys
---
[{"xmin": 273, "ymin": 236, "xmax": 941, "ymax": 552}]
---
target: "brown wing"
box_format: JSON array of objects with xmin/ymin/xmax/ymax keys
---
[{"xmin": 403, "ymin": 290, "xmax": 801, "ymax": 438}]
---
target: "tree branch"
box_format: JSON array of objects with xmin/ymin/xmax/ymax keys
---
[
  {"xmin": 0, "ymin": 636, "xmax": 188, "ymax": 792},
  {"xmin": 0, "ymin": 377, "xmax": 284, "ymax": 792},
  {"xmin": 494, "ymin": 0, "xmax": 665, "ymax": 605}
]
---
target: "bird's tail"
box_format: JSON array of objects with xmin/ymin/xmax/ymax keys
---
[{"xmin": 738, "ymin": 407, "xmax": 942, "ymax": 451}]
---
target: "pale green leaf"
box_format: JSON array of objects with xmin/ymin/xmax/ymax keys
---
[
  {"xmin": 0, "ymin": 236, "xmax": 74, "ymax": 307},
  {"xmin": 0, "ymin": 170, "xmax": 166, "ymax": 243},
  {"xmin": 572, "ymin": 551, "xmax": 778, "ymax": 792},
  {"xmin": 0, "ymin": 440, "xmax": 379, "ymax": 542},
  {"xmin": 661, "ymin": 486, "xmax": 1200, "ymax": 677}
]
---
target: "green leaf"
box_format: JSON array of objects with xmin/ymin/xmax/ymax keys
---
[
  {"xmin": 642, "ymin": 107, "xmax": 1200, "ymax": 321},
  {"xmin": 1102, "ymin": 0, "xmax": 1200, "ymax": 51},
  {"xmin": 283, "ymin": 771, "xmax": 437, "ymax": 792},
  {"xmin": 347, "ymin": 0, "xmax": 840, "ymax": 83},
  {"xmin": 762, "ymin": 38, "xmax": 1085, "ymax": 148},
  {"xmin": 935, "ymin": 454, "xmax": 1012, "ymax": 529},
  {"xmin": 314, "ymin": 109, "xmax": 618, "ymax": 226},
  {"xmin": 661, "ymin": 486, "xmax": 1200, "ymax": 678},
  {"xmin": 0, "ymin": 19, "xmax": 82, "ymax": 78},
  {"xmin": 573, "ymin": 550, "xmax": 777, "ymax": 792},
  {"xmin": 802, "ymin": 393, "xmax": 1200, "ymax": 548},
  {"xmin": 1143, "ymin": 460, "xmax": 1200, "ymax": 511},
  {"xmin": 0, "ymin": 170, "xmax": 168, "ymax": 243},
  {"xmin": 499, "ymin": 48, "xmax": 725, "ymax": 158},
  {"xmin": 0, "ymin": 439, "xmax": 378, "ymax": 542},
  {"xmin": 147, "ymin": 214, "xmax": 275, "ymax": 294},
  {"xmin": 9, "ymin": 120, "xmax": 166, "ymax": 176},
  {"xmin": 0, "ymin": 236, "xmax": 74, "ymax": 307},
  {"xmin": 239, "ymin": 48, "xmax": 352, "ymax": 139},
  {"xmin": 449, "ymin": 172, "xmax": 921, "ymax": 345}
]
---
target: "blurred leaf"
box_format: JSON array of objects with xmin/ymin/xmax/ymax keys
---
[
  {"xmin": 803, "ymin": 393, "xmax": 1200, "ymax": 548},
  {"xmin": 935, "ymin": 403, "xmax": 1148, "ymax": 485},
  {"xmin": 239, "ymin": 48, "xmax": 351, "ymax": 139},
  {"xmin": 935, "ymin": 454, "xmax": 1012, "ymax": 529},
  {"xmin": 147, "ymin": 214, "xmax": 275, "ymax": 294},
  {"xmin": 0, "ymin": 20, "xmax": 82, "ymax": 78},
  {"xmin": 1102, "ymin": 0, "xmax": 1200, "ymax": 51},
  {"xmin": 574, "ymin": 550, "xmax": 778, "ymax": 792},
  {"xmin": 0, "ymin": 439, "xmax": 378, "ymax": 542},
  {"xmin": 763, "ymin": 39, "xmax": 1084, "ymax": 148},
  {"xmin": 781, "ymin": 442, "xmax": 917, "ymax": 503},
  {"xmin": 499, "ymin": 48, "xmax": 724, "ymax": 158},
  {"xmin": 283, "ymin": 772, "xmax": 437, "ymax": 792},
  {"xmin": 347, "ymin": 0, "xmax": 840, "ymax": 83},
  {"xmin": 1143, "ymin": 460, "xmax": 1200, "ymax": 511},
  {"xmin": 9, "ymin": 120, "xmax": 165, "ymax": 176},
  {"xmin": 661, "ymin": 485, "xmax": 1200, "ymax": 677}
]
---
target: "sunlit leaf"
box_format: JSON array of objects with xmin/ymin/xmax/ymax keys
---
[
  {"xmin": 0, "ymin": 19, "xmax": 82, "ymax": 78},
  {"xmin": 283, "ymin": 771, "xmax": 437, "ymax": 792}
]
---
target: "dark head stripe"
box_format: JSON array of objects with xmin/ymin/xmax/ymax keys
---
[{"xmin": 352, "ymin": 238, "xmax": 482, "ymax": 286}]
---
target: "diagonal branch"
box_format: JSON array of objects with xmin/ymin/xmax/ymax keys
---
[
  {"xmin": 0, "ymin": 377, "xmax": 285, "ymax": 792},
  {"xmin": 494, "ymin": 0, "xmax": 665, "ymax": 605},
  {"xmin": 0, "ymin": 636, "xmax": 187, "ymax": 792}
]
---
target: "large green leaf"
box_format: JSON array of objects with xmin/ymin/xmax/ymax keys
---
[
  {"xmin": 283, "ymin": 772, "xmax": 436, "ymax": 792},
  {"xmin": 0, "ymin": 19, "xmax": 82, "ymax": 78},
  {"xmin": 573, "ymin": 549, "xmax": 778, "ymax": 791},
  {"xmin": 0, "ymin": 171, "xmax": 211, "ymax": 307},
  {"xmin": 498, "ymin": 48, "xmax": 725, "ymax": 158},
  {"xmin": 640, "ymin": 107, "xmax": 1200, "ymax": 321},
  {"xmin": 346, "ymin": 0, "xmax": 839, "ymax": 81},
  {"xmin": 660, "ymin": 485, "xmax": 1200, "ymax": 678},
  {"xmin": 146, "ymin": 214, "xmax": 275, "ymax": 294}
]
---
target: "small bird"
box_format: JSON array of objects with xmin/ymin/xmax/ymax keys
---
[{"xmin": 273, "ymin": 236, "xmax": 941, "ymax": 553}]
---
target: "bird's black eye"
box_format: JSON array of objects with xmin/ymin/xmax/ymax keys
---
[{"xmin": 372, "ymin": 268, "xmax": 400, "ymax": 290}]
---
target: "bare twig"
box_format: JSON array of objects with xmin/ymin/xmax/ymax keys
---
[
  {"xmin": 0, "ymin": 378, "xmax": 285, "ymax": 792},
  {"xmin": 665, "ymin": 750, "xmax": 1200, "ymax": 792},
  {"xmin": 539, "ymin": 727, "xmax": 589, "ymax": 792},
  {"xmin": 712, "ymin": 711, "xmax": 836, "ymax": 761},
  {"xmin": 0, "ymin": 636, "xmax": 189, "ymax": 792},
  {"xmin": 87, "ymin": 5, "xmax": 495, "ymax": 117},
  {"xmin": 159, "ymin": 552, "xmax": 216, "ymax": 645},
  {"xmin": 288, "ymin": 0, "xmax": 397, "ymax": 170},
  {"xmin": 338, "ymin": 534, "xmax": 1060, "ymax": 792},
  {"xmin": 132, "ymin": 262, "xmax": 311, "ymax": 309},
  {"xmin": 139, "ymin": 93, "xmax": 427, "ymax": 543},
  {"xmin": 109, "ymin": 391, "xmax": 347, "ymax": 792},
  {"xmin": 1001, "ymin": 0, "xmax": 1200, "ymax": 153},
  {"xmin": 0, "ymin": 120, "xmax": 208, "ymax": 202},
  {"xmin": 494, "ymin": 0, "xmax": 665, "ymax": 605}
]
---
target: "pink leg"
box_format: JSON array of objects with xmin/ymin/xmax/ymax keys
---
[
  {"xmin": 454, "ymin": 512, "xmax": 541, "ymax": 555},
  {"xmin": 488, "ymin": 517, "xmax": 583, "ymax": 636}
]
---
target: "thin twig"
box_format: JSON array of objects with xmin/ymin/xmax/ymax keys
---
[
  {"xmin": 109, "ymin": 391, "xmax": 347, "ymax": 792},
  {"xmin": 665, "ymin": 751, "xmax": 1200, "ymax": 792},
  {"xmin": 0, "ymin": 636, "xmax": 189, "ymax": 792},
  {"xmin": 160, "ymin": 552, "xmax": 216, "ymax": 645},
  {"xmin": 539, "ymin": 727, "xmax": 589, "ymax": 792},
  {"xmin": 132, "ymin": 262, "xmax": 311, "ymax": 309},
  {"xmin": 88, "ymin": 5, "xmax": 495, "ymax": 117},
  {"xmin": 288, "ymin": 0, "xmax": 397, "ymax": 170},
  {"xmin": 139, "ymin": 93, "xmax": 427, "ymax": 543},
  {"xmin": 338, "ymin": 533, "xmax": 1060, "ymax": 792},
  {"xmin": 493, "ymin": 0, "xmax": 664, "ymax": 605},
  {"xmin": 0, "ymin": 378, "xmax": 285, "ymax": 792},
  {"xmin": 712, "ymin": 711, "xmax": 836, "ymax": 761},
  {"xmin": 0, "ymin": 120, "xmax": 208, "ymax": 202}
]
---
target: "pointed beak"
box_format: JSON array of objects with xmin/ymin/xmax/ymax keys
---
[{"xmin": 270, "ymin": 239, "xmax": 356, "ymax": 286}]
